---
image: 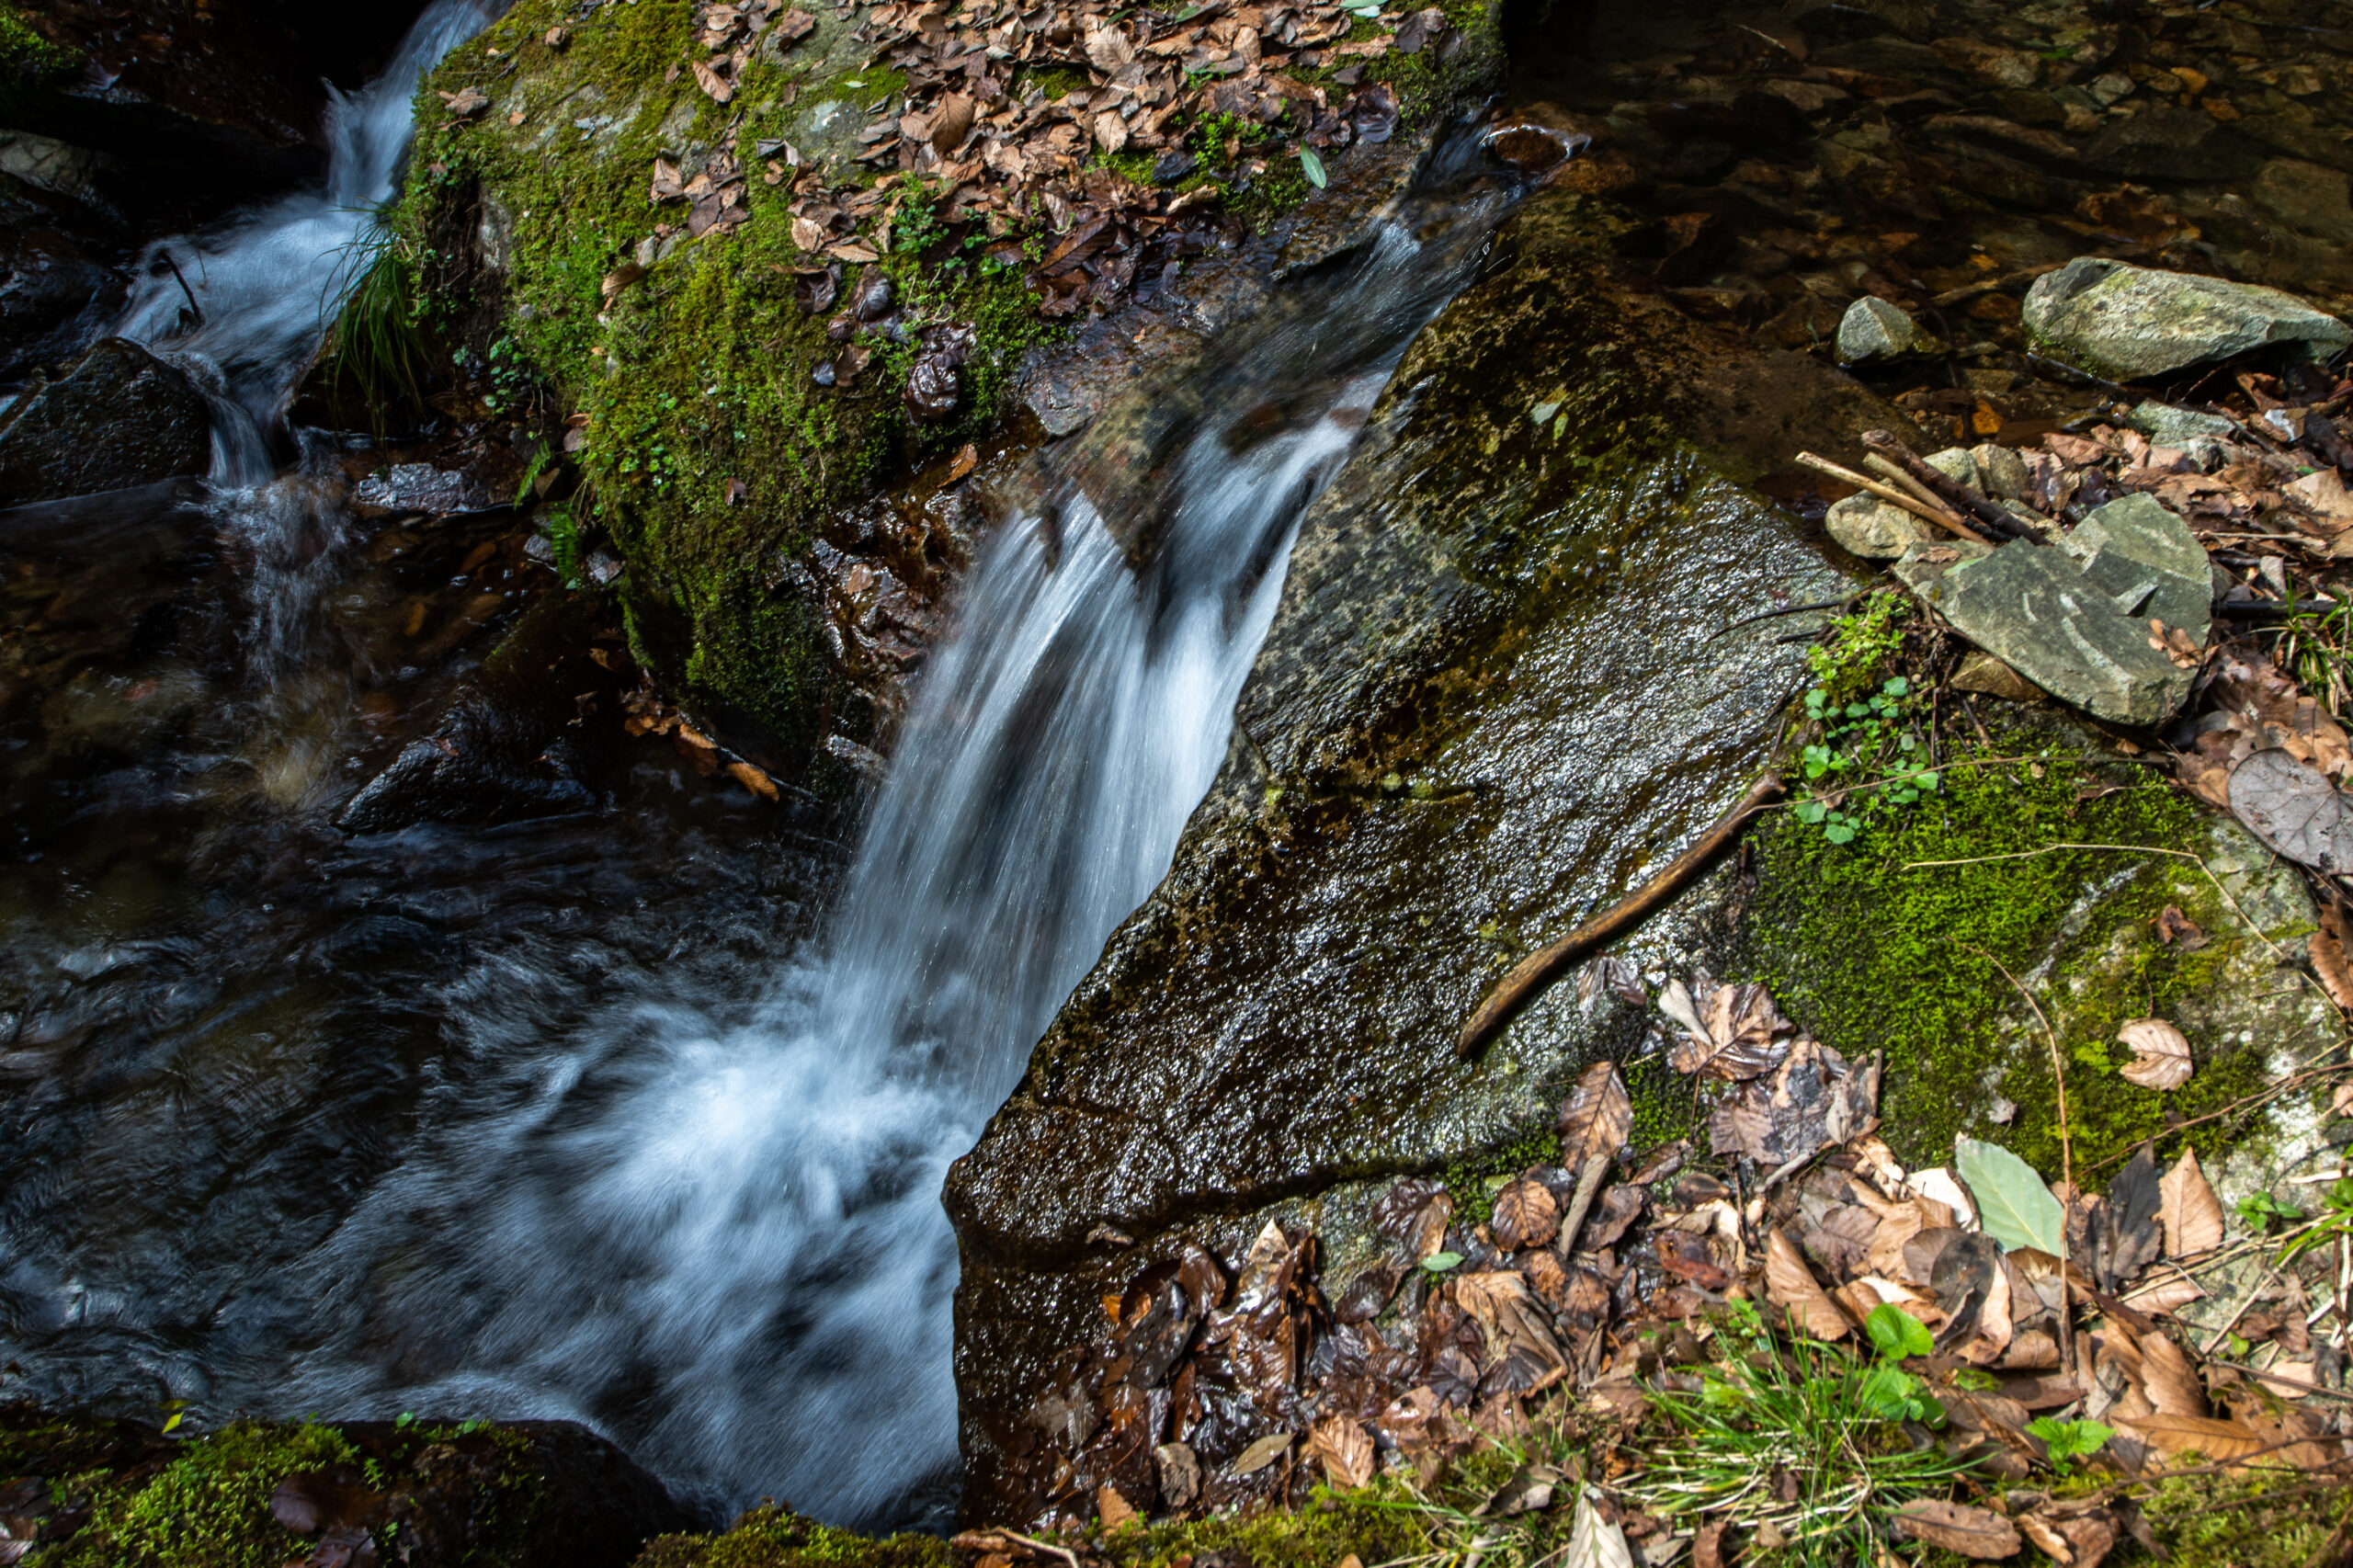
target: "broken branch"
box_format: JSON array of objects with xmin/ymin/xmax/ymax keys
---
[
  {"xmin": 1795, "ymin": 451, "xmax": 1991, "ymax": 546},
  {"xmin": 1459, "ymin": 772, "xmax": 1785, "ymax": 1057},
  {"xmin": 1859, "ymin": 429, "xmax": 2044, "ymax": 542}
]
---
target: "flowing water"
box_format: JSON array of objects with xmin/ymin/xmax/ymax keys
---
[{"xmin": 0, "ymin": 1, "xmax": 1529, "ymax": 1525}]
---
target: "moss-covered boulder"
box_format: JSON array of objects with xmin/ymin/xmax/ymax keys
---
[
  {"xmin": 0, "ymin": 1403, "xmax": 691, "ymax": 1567},
  {"xmin": 940, "ymin": 181, "xmax": 2342, "ymax": 1520},
  {"xmin": 400, "ymin": 0, "xmax": 1500, "ymax": 778}
]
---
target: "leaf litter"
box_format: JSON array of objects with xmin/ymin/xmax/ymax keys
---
[{"xmin": 995, "ymin": 970, "xmax": 2349, "ymax": 1567}]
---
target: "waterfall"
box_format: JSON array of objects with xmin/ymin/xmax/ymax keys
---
[{"xmin": 286, "ymin": 196, "xmax": 1521, "ymax": 1527}]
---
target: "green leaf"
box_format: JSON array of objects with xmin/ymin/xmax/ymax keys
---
[
  {"xmin": 1882, "ymin": 676, "xmax": 1909, "ymax": 696},
  {"xmin": 1865, "ymin": 1303, "xmax": 1935, "ymax": 1360},
  {"xmin": 1422, "ymin": 1251, "xmax": 1463, "ymax": 1273},
  {"xmin": 2026, "ymin": 1416, "xmax": 2112, "ymax": 1464},
  {"xmin": 1824, "ymin": 823, "xmax": 1856, "ymax": 844},
  {"xmin": 1297, "ymin": 146, "xmax": 1328, "ymax": 187},
  {"xmin": 1956, "ymin": 1135, "xmax": 2063, "ymax": 1255},
  {"xmin": 161, "ymin": 1412, "xmax": 184, "ymax": 1434}
]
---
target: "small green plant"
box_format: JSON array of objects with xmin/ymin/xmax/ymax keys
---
[
  {"xmin": 1863, "ymin": 1303, "xmax": 1934, "ymax": 1361},
  {"xmin": 544, "ymin": 503, "xmax": 585, "ymax": 589},
  {"xmin": 1793, "ymin": 676, "xmax": 1940, "ymax": 843},
  {"xmin": 324, "ymin": 215, "xmax": 434, "ymax": 430},
  {"xmin": 2279, "ymin": 1176, "xmax": 2353, "ymax": 1264},
  {"xmin": 2026, "ymin": 1416, "xmax": 2114, "ymax": 1471},
  {"xmin": 1420, "ymin": 1251, "xmax": 1463, "ymax": 1273},
  {"xmin": 2276, "ymin": 593, "xmax": 2353, "ymax": 720},
  {"xmin": 2236, "ymin": 1190, "xmax": 2304, "ymax": 1234},
  {"xmin": 1631, "ymin": 1302, "xmax": 1975, "ymax": 1566}
]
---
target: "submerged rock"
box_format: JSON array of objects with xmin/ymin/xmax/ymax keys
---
[
  {"xmin": 0, "ymin": 337, "xmax": 210, "ymax": 505},
  {"xmin": 2022, "ymin": 256, "xmax": 2353, "ymax": 381},
  {"xmin": 1836, "ymin": 295, "xmax": 1938, "ymax": 361},
  {"xmin": 1893, "ymin": 494, "xmax": 2210, "ymax": 726}
]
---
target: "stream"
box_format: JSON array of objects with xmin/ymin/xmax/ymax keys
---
[{"xmin": 0, "ymin": 0, "xmax": 1529, "ymax": 1526}]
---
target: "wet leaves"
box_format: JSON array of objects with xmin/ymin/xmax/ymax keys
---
[
  {"xmin": 1491, "ymin": 1178, "xmax": 1558, "ymax": 1252},
  {"xmin": 1556, "ymin": 1062, "xmax": 1631, "ymax": 1168},
  {"xmin": 1895, "ymin": 1499, "xmax": 2023, "ymax": 1560},
  {"xmin": 1659, "ymin": 979, "xmax": 1793, "ymax": 1081}
]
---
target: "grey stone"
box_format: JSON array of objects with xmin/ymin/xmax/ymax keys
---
[
  {"xmin": 2024, "ymin": 256, "xmax": 2353, "ymax": 381},
  {"xmin": 1825, "ymin": 493, "xmax": 1932, "ymax": 560},
  {"xmin": 350, "ymin": 462, "xmax": 499, "ymax": 516},
  {"xmin": 1924, "ymin": 446, "xmax": 1978, "ymax": 485},
  {"xmin": 1895, "ymin": 528, "xmax": 2197, "ymax": 725},
  {"xmin": 0, "ymin": 338, "xmax": 211, "ymax": 506},
  {"xmin": 1968, "ymin": 442, "xmax": 2030, "ymax": 501},
  {"xmin": 2061, "ymin": 493, "xmax": 2213, "ymax": 644},
  {"xmin": 2126, "ymin": 401, "xmax": 2237, "ymax": 445},
  {"xmin": 1837, "ymin": 294, "xmax": 1938, "ymax": 361}
]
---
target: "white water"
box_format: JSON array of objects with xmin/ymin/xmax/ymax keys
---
[{"xmin": 114, "ymin": 0, "xmax": 506, "ymax": 483}]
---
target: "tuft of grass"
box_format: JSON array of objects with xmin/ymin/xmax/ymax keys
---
[
  {"xmin": 1627, "ymin": 1302, "xmax": 1978, "ymax": 1567},
  {"xmin": 324, "ymin": 214, "xmax": 436, "ymax": 429}
]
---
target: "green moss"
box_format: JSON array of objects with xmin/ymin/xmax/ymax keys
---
[
  {"xmin": 2136, "ymin": 1468, "xmax": 2353, "ymax": 1568},
  {"xmin": 1118, "ymin": 1482, "xmax": 1430, "ymax": 1567},
  {"xmin": 1442, "ymin": 1122, "xmax": 1559, "ymax": 1222},
  {"xmin": 44, "ymin": 1421, "xmax": 358, "ymax": 1568},
  {"xmin": 1738, "ymin": 737, "xmax": 2300, "ymax": 1177},
  {"xmin": 634, "ymin": 1506, "xmax": 957, "ymax": 1568},
  {"xmin": 0, "ymin": 0, "xmax": 74, "ymax": 116}
]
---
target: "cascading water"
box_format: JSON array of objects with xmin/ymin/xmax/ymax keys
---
[
  {"xmin": 280, "ymin": 190, "xmax": 1527, "ymax": 1526},
  {"xmin": 0, "ymin": 0, "xmax": 1530, "ymax": 1514}
]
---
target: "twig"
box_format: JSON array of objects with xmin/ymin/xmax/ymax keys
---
[
  {"xmin": 2205, "ymin": 1357, "xmax": 2353, "ymax": 1403},
  {"xmin": 1709, "ymin": 595, "xmax": 1861, "ymax": 642},
  {"xmin": 1974, "ymin": 945, "xmax": 2076, "ymax": 1376},
  {"xmin": 1556, "ymin": 1153, "xmax": 1611, "ymax": 1256},
  {"xmin": 1860, "ymin": 429, "xmax": 2043, "ymax": 542},
  {"xmin": 1863, "ymin": 451, "xmax": 1964, "ymax": 521},
  {"xmin": 997, "ymin": 1530, "xmax": 1084, "ymax": 1568},
  {"xmin": 160, "ymin": 248, "xmax": 204, "ymax": 328},
  {"xmin": 1930, "ymin": 263, "xmax": 2063, "ymax": 308},
  {"xmin": 1794, "ymin": 451, "xmax": 1989, "ymax": 544},
  {"xmin": 1459, "ymin": 773, "xmax": 1786, "ymax": 1056}
]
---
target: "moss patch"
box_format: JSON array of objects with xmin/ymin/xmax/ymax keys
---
[
  {"xmin": 34, "ymin": 1419, "xmax": 358, "ymax": 1568},
  {"xmin": 1737, "ymin": 732, "xmax": 2306, "ymax": 1178},
  {"xmin": 635, "ymin": 1506, "xmax": 957, "ymax": 1568}
]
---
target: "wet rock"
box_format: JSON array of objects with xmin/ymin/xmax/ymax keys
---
[
  {"xmin": 904, "ymin": 322, "xmax": 976, "ymax": 423},
  {"xmin": 948, "ymin": 189, "xmax": 1855, "ymax": 1520},
  {"xmin": 0, "ymin": 208, "xmax": 127, "ymax": 382},
  {"xmin": 1835, "ymin": 294, "xmax": 1929, "ymax": 365},
  {"xmin": 2249, "ymin": 158, "xmax": 2353, "ymax": 244},
  {"xmin": 350, "ymin": 462, "xmax": 500, "ymax": 516},
  {"xmin": 1967, "ymin": 442, "xmax": 2030, "ymax": 502},
  {"xmin": 2022, "ymin": 257, "xmax": 2353, "ymax": 381},
  {"xmin": 0, "ymin": 337, "xmax": 210, "ymax": 506},
  {"xmin": 2080, "ymin": 105, "xmax": 2255, "ymax": 183},
  {"xmin": 338, "ymin": 593, "xmax": 629, "ymax": 833},
  {"xmin": 1893, "ymin": 494, "xmax": 2209, "ymax": 726},
  {"xmin": 1825, "ymin": 492, "xmax": 1932, "ymax": 560}
]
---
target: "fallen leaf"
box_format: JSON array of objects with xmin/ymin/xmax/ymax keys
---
[
  {"xmin": 948, "ymin": 444, "xmax": 979, "ymax": 482},
  {"xmin": 2154, "ymin": 904, "xmax": 2207, "ymax": 949},
  {"xmin": 692, "ymin": 57, "xmax": 735, "ymax": 102},
  {"xmin": 2136, "ymin": 1328, "xmax": 2206, "ymax": 1416},
  {"xmin": 2334, "ymin": 1080, "xmax": 2353, "ymax": 1119},
  {"xmin": 2313, "ymin": 905, "xmax": 2353, "ymax": 1011},
  {"xmin": 1765, "ymin": 1226, "xmax": 1851, "ymax": 1340},
  {"xmin": 1564, "ymin": 1492, "xmax": 1635, "ymax": 1568},
  {"xmin": 600, "ymin": 260, "xmax": 648, "ymax": 301},
  {"xmin": 1557, "ymin": 1062, "xmax": 1632, "ymax": 1167},
  {"xmin": 1232, "ymin": 1430, "xmax": 1294, "ymax": 1475},
  {"xmin": 2117, "ymin": 1412, "xmax": 2268, "ymax": 1462},
  {"xmin": 1154, "ymin": 1442, "xmax": 1201, "ymax": 1508},
  {"xmin": 1305, "ymin": 1415, "xmax": 1375, "ymax": 1489},
  {"xmin": 933, "ymin": 93, "xmax": 976, "ymax": 153},
  {"xmin": 2121, "ymin": 1271, "xmax": 2205, "ymax": 1315},
  {"xmin": 2116, "ymin": 1018, "xmax": 2193, "ymax": 1091},
  {"xmin": 2018, "ymin": 1513, "xmax": 2075, "ymax": 1565},
  {"xmin": 2229, "ymin": 747, "xmax": 2353, "ymax": 874},
  {"xmin": 1692, "ymin": 1520, "xmax": 1727, "ymax": 1568},
  {"xmin": 1085, "ymin": 22, "xmax": 1136, "ymax": 71},
  {"xmin": 438, "ymin": 85, "xmax": 490, "ymax": 117},
  {"xmin": 1957, "ymin": 1136, "xmax": 2064, "ymax": 1256},
  {"xmin": 1894, "ymin": 1499, "xmax": 2023, "ymax": 1560},
  {"xmin": 1492, "ymin": 1177, "xmax": 1559, "ymax": 1251},
  {"xmin": 1097, "ymin": 1483, "xmax": 1138, "ymax": 1531},
  {"xmin": 2157, "ymin": 1148, "xmax": 2223, "ymax": 1257}
]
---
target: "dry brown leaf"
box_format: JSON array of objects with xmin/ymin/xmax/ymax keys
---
[
  {"xmin": 2120, "ymin": 1271, "xmax": 2205, "ymax": 1315},
  {"xmin": 1893, "ymin": 1499, "xmax": 2023, "ymax": 1560},
  {"xmin": 1557, "ymin": 1062, "xmax": 1632, "ymax": 1167},
  {"xmin": 1765, "ymin": 1227, "xmax": 1851, "ymax": 1341},
  {"xmin": 600, "ymin": 260, "xmax": 648, "ymax": 301},
  {"xmin": 2136, "ymin": 1329, "xmax": 2206, "ymax": 1417},
  {"xmin": 2118, "ymin": 1412, "xmax": 2268, "ymax": 1463},
  {"xmin": 692, "ymin": 57, "xmax": 735, "ymax": 102},
  {"xmin": 1085, "ymin": 22, "xmax": 1136, "ymax": 71},
  {"xmin": 2313, "ymin": 904, "xmax": 2353, "ymax": 1011},
  {"xmin": 2018, "ymin": 1512, "xmax": 2075, "ymax": 1565},
  {"xmin": 1491, "ymin": 1178, "xmax": 1559, "ymax": 1252},
  {"xmin": 2158, "ymin": 1148, "xmax": 2223, "ymax": 1257},
  {"xmin": 438, "ymin": 85, "xmax": 490, "ymax": 117},
  {"xmin": 726, "ymin": 760, "xmax": 779, "ymax": 801},
  {"xmin": 1097, "ymin": 1483, "xmax": 1138, "ymax": 1531},
  {"xmin": 2333, "ymin": 1080, "xmax": 2353, "ymax": 1119},
  {"xmin": 1960, "ymin": 1256, "xmax": 2017, "ymax": 1365},
  {"xmin": 1305, "ymin": 1414, "xmax": 1375, "ymax": 1489},
  {"xmin": 2117, "ymin": 1018, "xmax": 2193, "ymax": 1091},
  {"xmin": 933, "ymin": 93, "xmax": 976, "ymax": 153}
]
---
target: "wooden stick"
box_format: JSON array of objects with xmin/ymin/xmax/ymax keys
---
[
  {"xmin": 1459, "ymin": 773, "xmax": 1785, "ymax": 1057},
  {"xmin": 1865, "ymin": 451, "xmax": 1963, "ymax": 520},
  {"xmin": 1794, "ymin": 451, "xmax": 1992, "ymax": 546},
  {"xmin": 1859, "ymin": 429, "xmax": 2043, "ymax": 541},
  {"xmin": 1555, "ymin": 1153, "xmax": 1611, "ymax": 1256}
]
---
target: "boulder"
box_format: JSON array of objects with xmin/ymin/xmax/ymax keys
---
[
  {"xmin": 0, "ymin": 337, "xmax": 211, "ymax": 506},
  {"xmin": 1836, "ymin": 295, "xmax": 1938, "ymax": 361},
  {"xmin": 2023, "ymin": 256, "xmax": 2353, "ymax": 381},
  {"xmin": 1825, "ymin": 492, "xmax": 1932, "ymax": 559},
  {"xmin": 1893, "ymin": 492, "xmax": 2211, "ymax": 726}
]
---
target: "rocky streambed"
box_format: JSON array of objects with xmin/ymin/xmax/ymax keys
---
[{"xmin": 4, "ymin": 0, "xmax": 2353, "ymax": 1562}]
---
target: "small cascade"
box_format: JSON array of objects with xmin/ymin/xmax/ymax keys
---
[{"xmin": 285, "ymin": 183, "xmax": 1527, "ymax": 1527}]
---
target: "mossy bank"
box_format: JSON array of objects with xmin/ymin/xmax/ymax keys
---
[{"xmin": 388, "ymin": 0, "xmax": 1501, "ymax": 777}]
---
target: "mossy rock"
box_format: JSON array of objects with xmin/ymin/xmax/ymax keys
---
[
  {"xmin": 0, "ymin": 1402, "xmax": 690, "ymax": 1567},
  {"xmin": 397, "ymin": 0, "xmax": 1501, "ymax": 777}
]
